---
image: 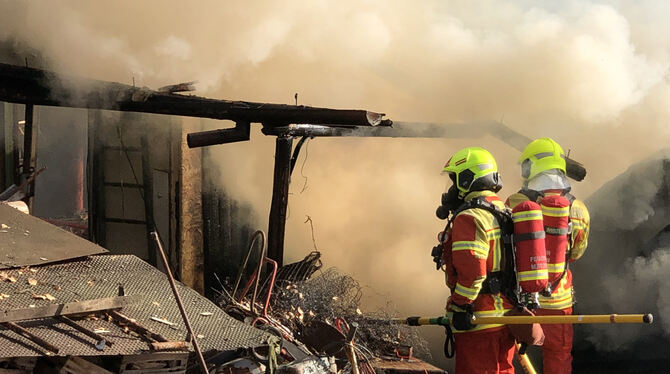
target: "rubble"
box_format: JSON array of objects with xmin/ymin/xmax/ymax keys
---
[{"xmin": 216, "ymin": 253, "xmax": 439, "ymax": 374}]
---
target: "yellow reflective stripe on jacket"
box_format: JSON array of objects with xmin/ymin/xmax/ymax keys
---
[
  {"xmin": 539, "ymin": 276, "xmax": 573, "ymax": 310},
  {"xmin": 452, "ymin": 241, "xmax": 489, "ymax": 259},
  {"xmin": 454, "ymin": 280, "xmax": 483, "ymax": 300},
  {"xmin": 571, "ymin": 220, "xmax": 585, "ymax": 229},
  {"xmin": 517, "ymin": 269, "xmax": 549, "ymax": 281},
  {"xmin": 486, "ymin": 228, "xmax": 501, "ymax": 240},
  {"xmin": 470, "ymin": 294, "xmax": 509, "ymax": 332},
  {"xmin": 487, "ymin": 228, "xmax": 502, "ymax": 272},
  {"xmin": 547, "ymin": 262, "xmax": 566, "ymax": 273},
  {"xmin": 512, "ymin": 210, "xmax": 543, "ymax": 222},
  {"xmin": 539, "ymin": 291, "xmax": 573, "ymax": 310},
  {"xmin": 448, "ymin": 294, "xmax": 511, "ymax": 333},
  {"xmin": 540, "ymin": 204, "xmax": 570, "ymax": 217}
]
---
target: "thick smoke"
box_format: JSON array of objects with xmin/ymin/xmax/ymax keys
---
[
  {"xmin": 3, "ymin": 0, "xmax": 670, "ymax": 367},
  {"xmin": 574, "ymin": 153, "xmax": 670, "ymax": 354}
]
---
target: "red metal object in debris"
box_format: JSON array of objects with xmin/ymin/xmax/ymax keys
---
[{"xmin": 236, "ymin": 257, "xmax": 278, "ymax": 320}]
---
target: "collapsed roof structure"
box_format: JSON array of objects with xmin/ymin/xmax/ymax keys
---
[{"xmin": 0, "ymin": 202, "xmax": 270, "ymax": 372}]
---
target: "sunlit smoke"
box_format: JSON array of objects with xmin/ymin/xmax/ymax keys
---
[{"xmin": 2, "ymin": 0, "xmax": 670, "ymax": 368}]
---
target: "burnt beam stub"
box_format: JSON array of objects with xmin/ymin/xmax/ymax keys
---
[
  {"xmin": 186, "ymin": 122, "xmax": 250, "ymax": 148},
  {"xmin": 267, "ymin": 135, "xmax": 294, "ymax": 266}
]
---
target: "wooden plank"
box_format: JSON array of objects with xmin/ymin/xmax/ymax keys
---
[
  {"xmin": 149, "ymin": 341, "xmax": 189, "ymax": 351},
  {"xmin": 0, "ymin": 296, "xmax": 136, "ymax": 323}
]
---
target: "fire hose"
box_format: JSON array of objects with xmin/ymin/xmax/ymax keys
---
[
  {"xmin": 390, "ymin": 313, "xmax": 653, "ymax": 326},
  {"xmin": 381, "ymin": 313, "xmax": 652, "ymax": 373}
]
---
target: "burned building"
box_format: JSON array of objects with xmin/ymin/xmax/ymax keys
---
[{"xmin": 0, "ymin": 60, "xmax": 451, "ymax": 374}]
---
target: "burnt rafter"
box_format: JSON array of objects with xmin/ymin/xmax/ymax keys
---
[{"xmin": 0, "ymin": 62, "xmax": 390, "ymax": 127}]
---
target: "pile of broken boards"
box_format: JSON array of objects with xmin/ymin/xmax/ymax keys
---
[
  {"xmin": 216, "ymin": 253, "xmax": 444, "ymax": 374},
  {"xmin": 0, "ymin": 203, "xmax": 274, "ymax": 374}
]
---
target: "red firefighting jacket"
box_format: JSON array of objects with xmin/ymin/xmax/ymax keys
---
[
  {"xmin": 444, "ymin": 190, "xmax": 515, "ymax": 332},
  {"xmin": 506, "ymin": 190, "xmax": 590, "ymax": 310}
]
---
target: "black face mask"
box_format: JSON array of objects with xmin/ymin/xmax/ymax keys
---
[{"xmin": 436, "ymin": 184, "xmax": 463, "ymax": 220}]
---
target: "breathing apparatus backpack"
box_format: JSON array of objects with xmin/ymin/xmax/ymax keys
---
[
  {"xmin": 522, "ymin": 189, "xmax": 575, "ymax": 296},
  {"xmin": 433, "ymin": 195, "xmax": 553, "ymax": 356},
  {"xmin": 434, "ymin": 192, "xmax": 574, "ymax": 308},
  {"xmin": 512, "ymin": 200, "xmax": 549, "ymax": 299},
  {"xmin": 434, "ymin": 197, "xmax": 519, "ymax": 305}
]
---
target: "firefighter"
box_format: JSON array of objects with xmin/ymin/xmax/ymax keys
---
[
  {"xmin": 506, "ymin": 138, "xmax": 590, "ymax": 374},
  {"xmin": 441, "ymin": 147, "xmax": 516, "ymax": 373}
]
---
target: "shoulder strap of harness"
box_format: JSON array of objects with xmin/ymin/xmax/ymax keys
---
[
  {"xmin": 519, "ymin": 188, "xmax": 544, "ymax": 203},
  {"xmin": 449, "ymin": 197, "xmax": 519, "ymax": 304},
  {"xmin": 561, "ymin": 189, "xmax": 576, "ymax": 204}
]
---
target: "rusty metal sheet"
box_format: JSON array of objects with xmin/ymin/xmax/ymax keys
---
[{"xmin": 0, "ymin": 203, "xmax": 106, "ymax": 269}]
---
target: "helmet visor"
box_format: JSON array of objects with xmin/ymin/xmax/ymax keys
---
[
  {"xmin": 445, "ymin": 172, "xmax": 456, "ymax": 192},
  {"xmin": 521, "ymin": 159, "xmax": 532, "ymax": 179}
]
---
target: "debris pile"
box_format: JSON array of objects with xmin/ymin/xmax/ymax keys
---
[
  {"xmin": 272, "ymin": 267, "xmax": 432, "ymax": 360},
  {"xmin": 217, "ymin": 252, "xmax": 439, "ymax": 374}
]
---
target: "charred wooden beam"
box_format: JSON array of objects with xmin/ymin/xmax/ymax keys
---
[
  {"xmin": 267, "ymin": 136, "xmax": 293, "ymax": 265},
  {"xmin": 187, "ymin": 122, "xmax": 250, "ymax": 148},
  {"xmin": 21, "ymin": 104, "xmax": 36, "ymax": 209},
  {"xmin": 0, "ymin": 63, "xmax": 387, "ymax": 127}
]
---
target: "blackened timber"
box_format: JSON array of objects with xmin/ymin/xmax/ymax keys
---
[
  {"xmin": 187, "ymin": 122, "xmax": 250, "ymax": 148},
  {"xmin": 267, "ymin": 136, "xmax": 293, "ymax": 265},
  {"xmin": 21, "ymin": 104, "xmax": 36, "ymax": 209},
  {"xmin": 141, "ymin": 131, "xmax": 157, "ymax": 266},
  {"xmin": 0, "ymin": 63, "xmax": 387, "ymax": 127},
  {"xmin": 21, "ymin": 104, "xmax": 34, "ymax": 175}
]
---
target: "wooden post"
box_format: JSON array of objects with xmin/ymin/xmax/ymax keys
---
[
  {"xmin": 267, "ymin": 135, "xmax": 293, "ymax": 266},
  {"xmin": 88, "ymin": 110, "xmax": 106, "ymax": 245},
  {"xmin": 21, "ymin": 104, "xmax": 37, "ymax": 210},
  {"xmin": 0, "ymin": 103, "xmax": 5, "ymax": 191},
  {"xmin": 178, "ymin": 117, "xmax": 204, "ymax": 293},
  {"xmin": 141, "ymin": 128, "xmax": 157, "ymax": 267}
]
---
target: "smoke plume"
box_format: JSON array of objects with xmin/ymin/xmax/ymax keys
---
[
  {"xmin": 573, "ymin": 153, "xmax": 670, "ymax": 355},
  {"xmin": 3, "ymin": 0, "xmax": 670, "ymax": 368}
]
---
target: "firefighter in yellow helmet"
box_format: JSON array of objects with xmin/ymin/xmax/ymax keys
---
[
  {"xmin": 505, "ymin": 138, "xmax": 590, "ymax": 374},
  {"xmin": 440, "ymin": 147, "xmax": 516, "ymax": 373}
]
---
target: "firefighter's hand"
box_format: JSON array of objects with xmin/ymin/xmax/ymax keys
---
[{"xmin": 450, "ymin": 304, "xmax": 475, "ymax": 331}]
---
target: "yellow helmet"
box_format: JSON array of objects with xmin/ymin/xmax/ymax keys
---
[
  {"xmin": 443, "ymin": 147, "xmax": 502, "ymax": 197},
  {"xmin": 518, "ymin": 137, "xmax": 566, "ymax": 181}
]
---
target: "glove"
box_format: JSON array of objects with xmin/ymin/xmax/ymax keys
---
[{"xmin": 450, "ymin": 303, "xmax": 475, "ymax": 331}]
